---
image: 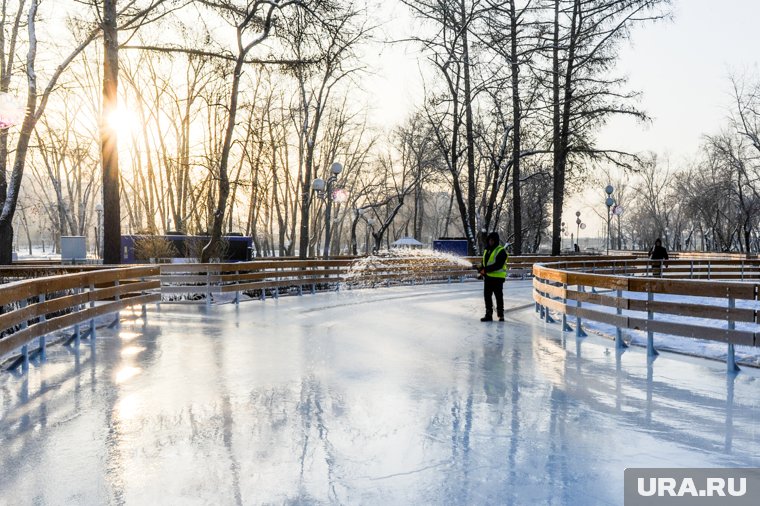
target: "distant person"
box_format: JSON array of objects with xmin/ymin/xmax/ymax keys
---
[
  {"xmin": 477, "ymin": 232, "xmax": 508, "ymax": 322},
  {"xmin": 648, "ymin": 238, "xmax": 669, "ymax": 277},
  {"xmin": 574, "ymin": 243, "xmax": 580, "ymax": 253}
]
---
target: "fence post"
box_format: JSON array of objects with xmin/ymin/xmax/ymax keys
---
[
  {"xmin": 646, "ymin": 290, "xmax": 658, "ymax": 357},
  {"xmin": 561, "ymin": 282, "xmax": 572, "ymax": 332},
  {"xmin": 19, "ymin": 299, "xmax": 29, "ymax": 372},
  {"xmin": 615, "ymin": 289, "xmax": 627, "ymax": 349},
  {"xmin": 538, "ymin": 278, "xmax": 546, "ymax": 319},
  {"xmin": 112, "ymin": 279, "xmax": 121, "ymax": 328},
  {"xmin": 234, "ymin": 270, "xmax": 240, "ymax": 305},
  {"xmin": 89, "ymin": 282, "xmax": 96, "ymax": 341},
  {"xmin": 690, "ymin": 261, "xmax": 694, "ymax": 279},
  {"xmin": 544, "ymin": 282, "xmax": 555, "ymax": 323},
  {"xmin": 727, "ymin": 296, "xmax": 739, "ymax": 374},
  {"xmin": 38, "ymin": 293, "xmax": 46, "ymax": 361},
  {"xmin": 575, "ymin": 285, "xmax": 587, "ymax": 338},
  {"xmin": 206, "ymin": 270, "xmax": 211, "ymax": 307},
  {"xmin": 156, "ymin": 266, "xmax": 163, "ymax": 311},
  {"xmin": 140, "ymin": 277, "xmax": 148, "ymax": 316},
  {"xmin": 71, "ymin": 286, "xmax": 82, "ymax": 346}
]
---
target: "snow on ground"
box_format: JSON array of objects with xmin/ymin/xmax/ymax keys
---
[{"xmin": 0, "ymin": 281, "xmax": 758, "ymax": 505}]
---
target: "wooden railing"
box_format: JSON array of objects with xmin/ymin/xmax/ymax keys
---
[
  {"xmin": 0, "ymin": 253, "xmax": 620, "ymax": 372},
  {"xmin": 0, "ymin": 266, "xmax": 160, "ymax": 369},
  {"xmin": 532, "ymin": 258, "xmax": 760, "ymax": 373}
]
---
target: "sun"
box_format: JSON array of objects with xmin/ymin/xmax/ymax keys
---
[{"xmin": 106, "ymin": 104, "xmax": 140, "ymax": 137}]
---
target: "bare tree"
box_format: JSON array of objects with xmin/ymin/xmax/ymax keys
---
[{"xmin": 544, "ymin": 0, "xmax": 670, "ymax": 255}]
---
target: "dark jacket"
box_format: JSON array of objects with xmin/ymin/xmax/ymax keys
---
[{"xmin": 649, "ymin": 245, "xmax": 669, "ymax": 261}]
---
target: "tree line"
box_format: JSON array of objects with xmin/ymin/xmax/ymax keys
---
[{"xmin": 2, "ymin": 0, "xmax": 677, "ymax": 263}]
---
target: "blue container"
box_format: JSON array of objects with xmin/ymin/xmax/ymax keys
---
[{"xmin": 433, "ymin": 239, "xmax": 469, "ymax": 256}]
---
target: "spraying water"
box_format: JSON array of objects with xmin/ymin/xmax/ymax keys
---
[{"xmin": 344, "ymin": 248, "xmax": 475, "ymax": 289}]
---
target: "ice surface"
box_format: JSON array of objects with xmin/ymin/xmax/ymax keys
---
[{"xmin": 1, "ymin": 281, "xmax": 758, "ymax": 505}]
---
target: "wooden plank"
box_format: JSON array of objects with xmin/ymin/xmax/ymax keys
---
[
  {"xmin": 627, "ymin": 278, "xmax": 756, "ymax": 299},
  {"xmin": 564, "ymin": 272, "xmax": 629, "ymax": 290},
  {"xmin": 0, "ymin": 266, "xmax": 159, "ymax": 306},
  {"xmin": 532, "ymin": 266, "xmax": 567, "ymax": 283},
  {"xmin": 627, "ymin": 316, "xmax": 755, "ymax": 346},
  {"xmin": 567, "ymin": 306, "xmax": 629, "ymax": 328},
  {"xmin": 160, "ymin": 285, "xmax": 222, "ymax": 295},
  {"xmin": 625, "ymin": 298, "xmax": 756, "ymax": 323},
  {"xmin": 160, "ymin": 275, "xmax": 223, "ymax": 284},
  {"xmin": 567, "ymin": 290, "xmax": 629, "ymax": 310},
  {"xmin": 0, "ymin": 293, "xmax": 159, "ymax": 357},
  {"xmin": 532, "ymin": 279, "xmax": 567, "ymax": 299}
]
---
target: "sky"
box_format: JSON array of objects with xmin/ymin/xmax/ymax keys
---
[{"xmin": 364, "ymin": 0, "xmax": 760, "ymax": 240}]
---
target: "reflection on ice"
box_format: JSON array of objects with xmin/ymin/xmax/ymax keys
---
[
  {"xmin": 114, "ymin": 366, "xmax": 141, "ymax": 384},
  {"xmin": 119, "ymin": 331, "xmax": 141, "ymax": 341},
  {"xmin": 0, "ymin": 282, "xmax": 758, "ymax": 505},
  {"xmin": 120, "ymin": 346, "xmax": 145, "ymax": 358},
  {"xmin": 116, "ymin": 393, "xmax": 141, "ymax": 420}
]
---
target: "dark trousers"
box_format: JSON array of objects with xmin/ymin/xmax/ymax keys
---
[{"xmin": 483, "ymin": 277, "xmax": 505, "ymax": 317}]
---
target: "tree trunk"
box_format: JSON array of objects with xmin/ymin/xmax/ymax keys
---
[
  {"xmin": 550, "ymin": 0, "xmax": 562, "ymax": 256},
  {"xmin": 201, "ymin": 54, "xmax": 244, "ymax": 263},
  {"xmin": 509, "ymin": 0, "xmax": 523, "ymax": 255},
  {"xmin": 0, "ymin": 0, "xmax": 38, "ymax": 264},
  {"xmin": 101, "ymin": 0, "xmax": 121, "ymax": 264},
  {"xmin": 460, "ymin": 0, "xmax": 477, "ymax": 254},
  {"xmin": 551, "ymin": 0, "xmax": 579, "ymax": 256}
]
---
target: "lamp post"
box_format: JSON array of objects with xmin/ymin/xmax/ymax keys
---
[
  {"xmin": 95, "ymin": 203, "xmax": 104, "ymax": 260},
  {"xmin": 312, "ymin": 162, "xmax": 343, "ymax": 258},
  {"xmin": 575, "ymin": 211, "xmax": 581, "ymax": 251},
  {"xmin": 561, "ymin": 221, "xmax": 566, "ymax": 251},
  {"xmin": 605, "ymin": 185, "xmax": 615, "ymax": 256}
]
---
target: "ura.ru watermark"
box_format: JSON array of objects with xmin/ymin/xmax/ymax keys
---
[{"xmin": 625, "ymin": 469, "xmax": 760, "ymax": 505}]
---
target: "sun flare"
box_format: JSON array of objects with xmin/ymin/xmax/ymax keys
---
[{"xmin": 106, "ymin": 105, "xmax": 140, "ymax": 137}]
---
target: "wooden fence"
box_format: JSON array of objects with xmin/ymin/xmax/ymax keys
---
[
  {"xmin": 0, "ymin": 266, "xmax": 160, "ymax": 370},
  {"xmin": 0, "ymin": 253, "xmax": 621, "ymax": 373},
  {"xmin": 532, "ymin": 258, "xmax": 760, "ymax": 373}
]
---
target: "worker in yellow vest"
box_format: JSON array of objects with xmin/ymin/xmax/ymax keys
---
[{"xmin": 477, "ymin": 232, "xmax": 508, "ymax": 322}]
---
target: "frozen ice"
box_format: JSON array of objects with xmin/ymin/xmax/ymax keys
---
[{"xmin": 1, "ymin": 281, "xmax": 758, "ymax": 505}]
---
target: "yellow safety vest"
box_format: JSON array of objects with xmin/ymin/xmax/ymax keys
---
[{"xmin": 482, "ymin": 245, "xmax": 507, "ymax": 279}]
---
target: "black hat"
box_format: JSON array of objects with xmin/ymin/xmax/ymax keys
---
[{"xmin": 487, "ymin": 232, "xmax": 500, "ymax": 243}]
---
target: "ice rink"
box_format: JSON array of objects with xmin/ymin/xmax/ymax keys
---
[{"xmin": 1, "ymin": 280, "xmax": 759, "ymax": 505}]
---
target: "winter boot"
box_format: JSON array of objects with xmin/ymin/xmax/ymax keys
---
[{"xmin": 480, "ymin": 315, "xmax": 493, "ymax": 322}]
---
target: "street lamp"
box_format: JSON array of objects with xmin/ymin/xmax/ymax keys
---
[
  {"xmin": 605, "ymin": 185, "xmax": 615, "ymax": 255},
  {"xmin": 312, "ymin": 162, "xmax": 343, "ymax": 258},
  {"xmin": 95, "ymin": 203, "xmax": 104, "ymax": 260},
  {"xmin": 575, "ymin": 211, "xmax": 581, "ymax": 251},
  {"xmin": 561, "ymin": 221, "xmax": 566, "ymax": 251}
]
